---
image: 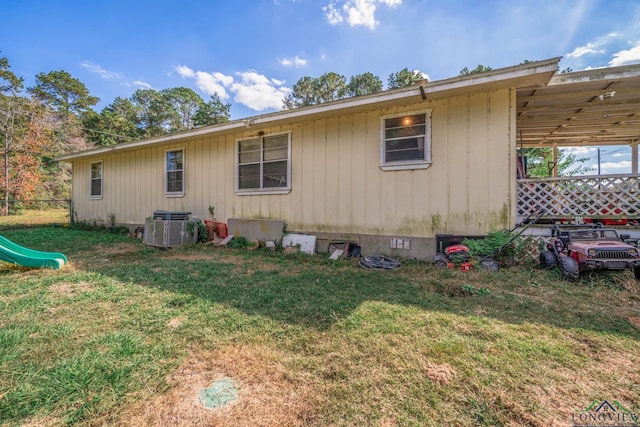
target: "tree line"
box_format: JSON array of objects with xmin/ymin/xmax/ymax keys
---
[
  {"xmin": 282, "ymin": 68, "xmax": 426, "ymax": 108},
  {"xmin": 0, "ymin": 53, "xmax": 232, "ymax": 205}
]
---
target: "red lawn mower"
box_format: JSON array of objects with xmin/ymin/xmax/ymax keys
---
[
  {"xmin": 432, "ymin": 209, "xmax": 546, "ymax": 271},
  {"xmin": 432, "ymin": 244, "xmax": 500, "ymax": 271}
]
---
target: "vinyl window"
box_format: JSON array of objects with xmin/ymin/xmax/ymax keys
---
[
  {"xmin": 90, "ymin": 161, "xmax": 103, "ymax": 198},
  {"xmin": 237, "ymin": 133, "xmax": 291, "ymax": 194},
  {"xmin": 380, "ymin": 110, "xmax": 432, "ymax": 170},
  {"xmin": 165, "ymin": 149, "xmax": 184, "ymax": 196}
]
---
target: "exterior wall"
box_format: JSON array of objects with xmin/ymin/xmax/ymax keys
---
[{"xmin": 70, "ymin": 88, "xmax": 515, "ymax": 255}]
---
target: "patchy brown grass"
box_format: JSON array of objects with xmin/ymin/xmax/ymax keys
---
[
  {"xmin": 93, "ymin": 243, "xmax": 140, "ymax": 256},
  {"xmin": 117, "ymin": 344, "xmax": 320, "ymax": 427},
  {"xmin": 48, "ymin": 281, "xmax": 94, "ymax": 296},
  {"xmin": 422, "ymin": 362, "xmax": 456, "ymax": 385},
  {"xmin": 2, "ymin": 228, "xmax": 640, "ymax": 427}
]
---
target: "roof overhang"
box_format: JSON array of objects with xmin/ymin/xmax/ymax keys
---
[
  {"xmin": 517, "ymin": 63, "xmax": 640, "ymax": 148},
  {"xmin": 59, "ymin": 57, "xmax": 561, "ymax": 162}
]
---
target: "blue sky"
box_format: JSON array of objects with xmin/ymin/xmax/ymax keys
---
[{"xmin": 2, "ymin": 0, "xmax": 639, "ymax": 173}]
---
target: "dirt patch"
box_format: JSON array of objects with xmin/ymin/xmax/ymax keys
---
[
  {"xmin": 629, "ymin": 317, "xmax": 640, "ymax": 328},
  {"xmin": 166, "ymin": 318, "xmax": 182, "ymax": 329},
  {"xmin": 117, "ymin": 344, "xmax": 319, "ymax": 426},
  {"xmin": 164, "ymin": 253, "xmax": 217, "ymax": 262},
  {"xmin": 422, "ymin": 362, "xmax": 456, "ymax": 385},
  {"xmin": 48, "ymin": 281, "xmax": 93, "ymax": 296},
  {"xmin": 94, "ymin": 243, "xmax": 140, "ymax": 256}
]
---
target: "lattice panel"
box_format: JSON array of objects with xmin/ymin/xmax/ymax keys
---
[{"xmin": 517, "ymin": 174, "xmax": 640, "ymax": 218}]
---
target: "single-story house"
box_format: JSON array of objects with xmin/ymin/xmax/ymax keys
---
[{"xmin": 58, "ymin": 58, "xmax": 640, "ymax": 258}]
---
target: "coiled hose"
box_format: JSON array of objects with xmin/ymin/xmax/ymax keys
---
[{"xmin": 358, "ymin": 255, "xmax": 401, "ymax": 270}]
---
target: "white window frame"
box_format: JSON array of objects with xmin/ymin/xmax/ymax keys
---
[
  {"xmin": 89, "ymin": 160, "xmax": 103, "ymax": 199},
  {"xmin": 380, "ymin": 109, "xmax": 432, "ymax": 171},
  {"xmin": 165, "ymin": 148, "xmax": 185, "ymax": 197},
  {"xmin": 236, "ymin": 131, "xmax": 291, "ymax": 195}
]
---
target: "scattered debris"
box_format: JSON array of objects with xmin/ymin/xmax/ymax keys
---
[
  {"xmin": 328, "ymin": 242, "xmax": 361, "ymax": 258},
  {"xmin": 217, "ymin": 235, "xmax": 234, "ymax": 247},
  {"xmin": 359, "ymin": 255, "xmax": 401, "ymax": 270},
  {"xmin": 282, "ymin": 234, "xmax": 316, "ymax": 255},
  {"xmin": 329, "ymin": 249, "xmax": 344, "ymax": 260},
  {"xmin": 247, "ymin": 240, "xmax": 260, "ymax": 251},
  {"xmin": 129, "ymin": 226, "xmax": 144, "ymax": 239},
  {"xmin": 283, "ymin": 246, "xmax": 300, "ymax": 255}
]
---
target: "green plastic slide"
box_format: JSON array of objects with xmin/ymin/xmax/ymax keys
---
[{"xmin": 0, "ymin": 235, "xmax": 67, "ymax": 270}]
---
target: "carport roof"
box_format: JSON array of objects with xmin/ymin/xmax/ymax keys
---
[{"xmin": 517, "ymin": 63, "xmax": 640, "ymax": 148}]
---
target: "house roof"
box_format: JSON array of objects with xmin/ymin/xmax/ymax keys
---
[
  {"xmin": 58, "ymin": 57, "xmax": 561, "ymax": 162},
  {"xmin": 516, "ymin": 63, "xmax": 640, "ymax": 148}
]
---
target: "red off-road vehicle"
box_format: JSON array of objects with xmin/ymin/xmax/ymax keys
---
[{"xmin": 540, "ymin": 226, "xmax": 640, "ymax": 281}]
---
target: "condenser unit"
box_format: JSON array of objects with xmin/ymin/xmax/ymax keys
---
[{"xmin": 143, "ymin": 218, "xmax": 198, "ymax": 248}]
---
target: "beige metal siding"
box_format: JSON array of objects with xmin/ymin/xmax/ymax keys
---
[{"xmin": 70, "ymin": 88, "xmax": 514, "ymax": 237}]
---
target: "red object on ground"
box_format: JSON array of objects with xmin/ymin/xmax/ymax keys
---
[
  {"xmin": 215, "ymin": 222, "xmax": 228, "ymax": 239},
  {"xmin": 445, "ymin": 244, "xmax": 469, "ymax": 256},
  {"xmin": 204, "ymin": 220, "xmax": 216, "ymax": 241}
]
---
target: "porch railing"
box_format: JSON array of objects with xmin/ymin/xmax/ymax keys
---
[{"xmin": 516, "ymin": 174, "xmax": 640, "ymax": 222}]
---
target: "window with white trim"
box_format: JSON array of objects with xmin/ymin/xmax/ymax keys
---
[
  {"xmin": 237, "ymin": 133, "xmax": 290, "ymax": 193},
  {"xmin": 380, "ymin": 110, "xmax": 432, "ymax": 170},
  {"xmin": 90, "ymin": 161, "xmax": 103, "ymax": 198},
  {"xmin": 165, "ymin": 149, "xmax": 184, "ymax": 195}
]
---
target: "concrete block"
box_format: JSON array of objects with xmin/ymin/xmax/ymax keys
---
[{"xmin": 227, "ymin": 218, "xmax": 284, "ymax": 242}]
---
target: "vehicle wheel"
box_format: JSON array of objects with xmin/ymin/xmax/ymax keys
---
[
  {"xmin": 559, "ymin": 256, "xmax": 579, "ymax": 281},
  {"xmin": 634, "ymin": 266, "xmax": 640, "ymax": 280},
  {"xmin": 432, "ymin": 253, "xmax": 449, "ymax": 268},
  {"xmin": 539, "ymin": 250, "xmax": 557, "ymax": 269},
  {"xmin": 478, "ymin": 257, "xmax": 500, "ymax": 271}
]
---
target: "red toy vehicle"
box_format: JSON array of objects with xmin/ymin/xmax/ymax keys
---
[{"xmin": 540, "ymin": 226, "xmax": 640, "ymax": 281}]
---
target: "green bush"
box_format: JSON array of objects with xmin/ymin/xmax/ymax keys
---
[
  {"xmin": 227, "ymin": 236, "xmax": 250, "ymax": 249},
  {"xmin": 463, "ymin": 230, "xmax": 512, "ymax": 257}
]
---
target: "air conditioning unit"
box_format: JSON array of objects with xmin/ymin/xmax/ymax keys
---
[{"xmin": 144, "ymin": 218, "xmax": 198, "ymax": 248}]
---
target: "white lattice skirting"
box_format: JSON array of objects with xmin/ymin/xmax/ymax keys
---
[{"xmin": 517, "ymin": 174, "xmax": 640, "ymax": 219}]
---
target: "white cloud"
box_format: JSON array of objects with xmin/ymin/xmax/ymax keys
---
[
  {"xmin": 175, "ymin": 65, "xmax": 195, "ymax": 78},
  {"xmin": 323, "ymin": 0, "xmax": 401, "ymax": 30},
  {"xmin": 132, "ymin": 80, "xmax": 152, "ymax": 89},
  {"xmin": 601, "ymin": 160, "xmax": 631, "ymax": 174},
  {"xmin": 345, "ymin": 0, "xmax": 378, "ymax": 30},
  {"xmin": 609, "ymin": 43, "xmax": 640, "ymax": 66},
  {"xmin": 561, "ymin": 146, "xmax": 596, "ymax": 157},
  {"xmin": 175, "ymin": 65, "xmax": 290, "ymax": 111},
  {"xmin": 175, "ymin": 66, "xmax": 234, "ymax": 100},
  {"xmin": 279, "ymin": 56, "xmax": 308, "ymax": 68},
  {"xmin": 566, "ymin": 32, "xmax": 620, "ymax": 58},
  {"xmin": 83, "ymin": 61, "xmax": 156, "ymax": 90},
  {"xmin": 81, "ymin": 61, "xmax": 123, "ymax": 79},
  {"xmin": 323, "ymin": 3, "xmax": 344, "ymax": 25},
  {"xmin": 231, "ymin": 70, "xmax": 291, "ymax": 111},
  {"xmin": 566, "ymin": 44, "xmax": 604, "ymax": 58}
]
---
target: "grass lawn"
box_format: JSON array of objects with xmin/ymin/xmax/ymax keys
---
[
  {"xmin": 0, "ymin": 227, "xmax": 639, "ymax": 426},
  {"xmin": 0, "ymin": 208, "xmax": 69, "ymax": 229}
]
